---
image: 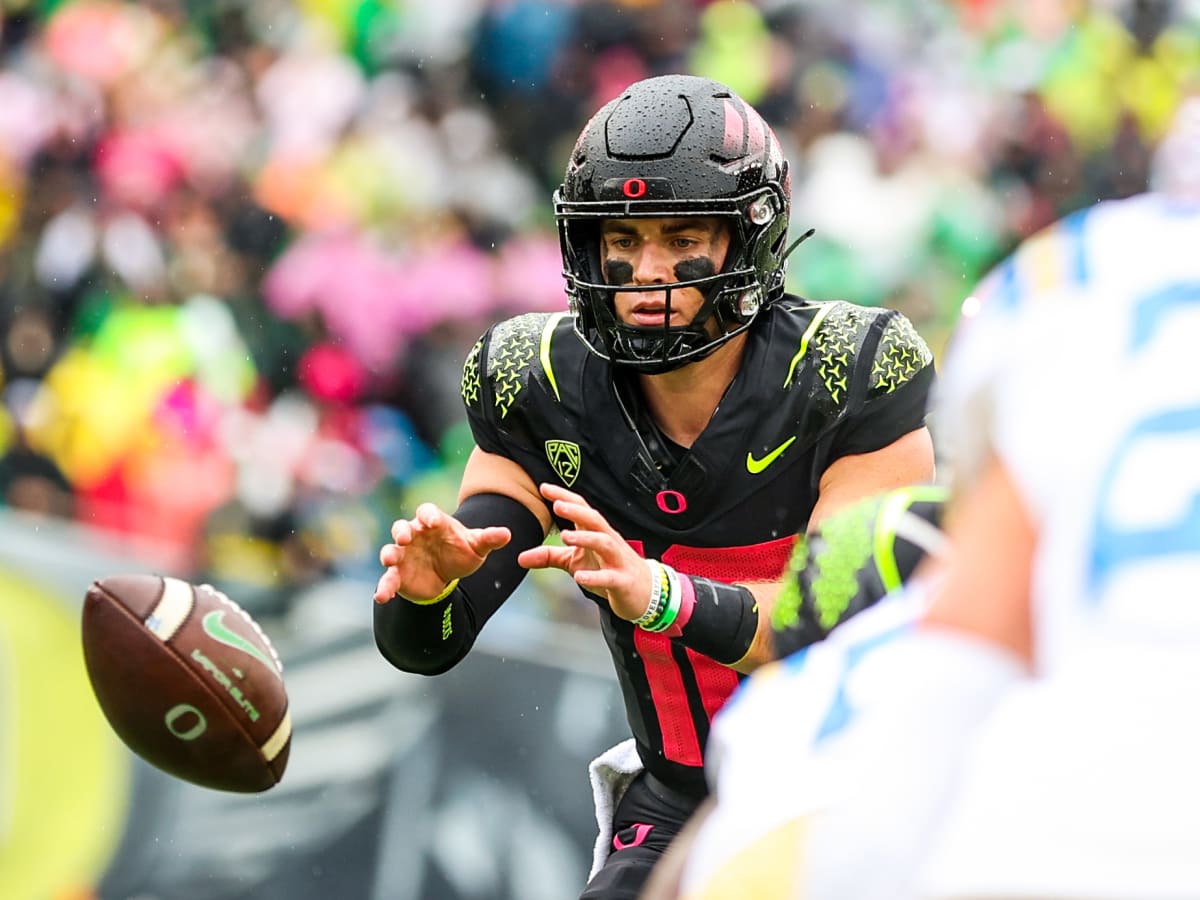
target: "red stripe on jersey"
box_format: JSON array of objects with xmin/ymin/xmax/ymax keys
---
[
  {"xmin": 662, "ymin": 535, "xmax": 796, "ymax": 582},
  {"xmin": 688, "ymin": 647, "xmax": 741, "ymax": 724},
  {"xmin": 722, "ymin": 98, "xmax": 745, "ymax": 158},
  {"xmin": 660, "ymin": 537, "xmax": 794, "ymax": 762},
  {"xmin": 634, "ymin": 627, "xmax": 704, "ymax": 765},
  {"xmin": 623, "ymin": 535, "xmax": 799, "ymax": 766}
]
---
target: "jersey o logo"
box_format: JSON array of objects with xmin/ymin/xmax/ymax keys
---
[
  {"xmin": 656, "ymin": 490, "xmax": 687, "ymax": 515},
  {"xmin": 622, "ymin": 178, "xmax": 647, "ymax": 198}
]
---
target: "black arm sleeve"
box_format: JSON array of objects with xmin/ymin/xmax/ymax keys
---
[{"xmin": 373, "ymin": 492, "xmax": 546, "ymax": 676}]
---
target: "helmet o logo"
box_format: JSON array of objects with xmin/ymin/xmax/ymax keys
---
[
  {"xmin": 164, "ymin": 703, "xmax": 208, "ymax": 741},
  {"xmin": 623, "ymin": 178, "xmax": 647, "ymax": 198},
  {"xmin": 656, "ymin": 490, "xmax": 687, "ymax": 515}
]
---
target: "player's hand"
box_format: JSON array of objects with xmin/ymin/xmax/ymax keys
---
[
  {"xmin": 517, "ymin": 483, "xmax": 654, "ymax": 622},
  {"xmin": 374, "ymin": 503, "xmax": 511, "ymax": 604}
]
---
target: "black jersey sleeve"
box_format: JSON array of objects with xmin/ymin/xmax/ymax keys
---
[
  {"xmin": 459, "ymin": 313, "xmax": 558, "ymax": 460},
  {"xmin": 826, "ymin": 309, "xmax": 935, "ymax": 458},
  {"xmin": 460, "ymin": 332, "xmax": 507, "ymax": 456}
]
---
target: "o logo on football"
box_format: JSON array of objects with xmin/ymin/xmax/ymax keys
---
[
  {"xmin": 164, "ymin": 703, "xmax": 208, "ymax": 741},
  {"xmin": 622, "ymin": 178, "xmax": 647, "ymax": 198}
]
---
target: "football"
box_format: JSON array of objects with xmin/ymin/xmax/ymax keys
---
[{"xmin": 81, "ymin": 574, "xmax": 291, "ymax": 793}]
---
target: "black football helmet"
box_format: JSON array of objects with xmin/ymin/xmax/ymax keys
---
[{"xmin": 554, "ymin": 74, "xmax": 794, "ymax": 374}]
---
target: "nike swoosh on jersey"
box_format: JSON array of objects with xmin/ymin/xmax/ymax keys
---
[
  {"xmin": 746, "ymin": 436, "xmax": 797, "ymax": 474},
  {"xmin": 202, "ymin": 610, "xmax": 279, "ymax": 676}
]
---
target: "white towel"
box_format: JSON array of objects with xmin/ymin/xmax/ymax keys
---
[{"xmin": 586, "ymin": 737, "xmax": 645, "ymax": 880}]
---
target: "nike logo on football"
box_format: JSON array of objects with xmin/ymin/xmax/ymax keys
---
[
  {"xmin": 202, "ymin": 611, "xmax": 281, "ymax": 678},
  {"xmin": 746, "ymin": 436, "xmax": 797, "ymax": 474}
]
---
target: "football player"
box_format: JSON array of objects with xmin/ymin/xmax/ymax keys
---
[
  {"xmin": 373, "ymin": 74, "xmax": 936, "ymax": 899},
  {"xmin": 661, "ymin": 98, "xmax": 1200, "ymax": 900},
  {"xmin": 907, "ymin": 171, "xmax": 1200, "ymax": 900}
]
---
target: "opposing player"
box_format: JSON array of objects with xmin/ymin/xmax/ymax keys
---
[
  {"xmin": 372, "ymin": 74, "xmax": 936, "ymax": 898},
  {"xmin": 662, "ymin": 99, "xmax": 1200, "ymax": 900},
  {"xmin": 908, "ymin": 188, "xmax": 1200, "ymax": 900}
]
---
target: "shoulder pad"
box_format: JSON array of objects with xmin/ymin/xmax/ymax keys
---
[
  {"xmin": 868, "ymin": 311, "xmax": 933, "ymax": 399},
  {"xmin": 802, "ymin": 301, "xmax": 876, "ymax": 407},
  {"xmin": 460, "ymin": 312, "xmax": 564, "ymax": 419},
  {"xmin": 460, "ymin": 336, "xmax": 485, "ymax": 412}
]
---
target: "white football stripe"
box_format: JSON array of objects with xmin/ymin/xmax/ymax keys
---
[
  {"xmin": 261, "ymin": 709, "xmax": 292, "ymax": 763},
  {"xmin": 145, "ymin": 577, "xmax": 195, "ymax": 642}
]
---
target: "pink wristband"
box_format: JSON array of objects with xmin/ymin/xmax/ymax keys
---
[{"xmin": 662, "ymin": 572, "xmax": 696, "ymax": 638}]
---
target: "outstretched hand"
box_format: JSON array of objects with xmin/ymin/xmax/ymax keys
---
[
  {"xmin": 374, "ymin": 502, "xmax": 512, "ymax": 603},
  {"xmin": 518, "ymin": 483, "xmax": 653, "ymax": 622}
]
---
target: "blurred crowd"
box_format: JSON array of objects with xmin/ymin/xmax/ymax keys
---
[{"xmin": 0, "ymin": 0, "xmax": 1196, "ymax": 613}]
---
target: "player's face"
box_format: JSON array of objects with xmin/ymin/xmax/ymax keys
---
[{"xmin": 600, "ymin": 217, "xmax": 731, "ymax": 332}]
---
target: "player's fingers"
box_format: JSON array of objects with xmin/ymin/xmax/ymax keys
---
[
  {"xmin": 414, "ymin": 503, "xmax": 444, "ymax": 529},
  {"xmin": 380, "ymin": 543, "xmax": 404, "ymax": 567},
  {"xmin": 552, "ymin": 498, "xmax": 615, "ymax": 534},
  {"xmin": 468, "ymin": 526, "xmax": 512, "ymax": 555},
  {"xmin": 516, "ymin": 546, "xmax": 547, "ymax": 569},
  {"xmin": 374, "ymin": 570, "xmax": 401, "ymax": 603},
  {"xmin": 559, "ymin": 529, "xmax": 620, "ymax": 557},
  {"xmin": 539, "ymin": 482, "xmax": 588, "ymax": 507},
  {"xmin": 518, "ymin": 545, "xmax": 571, "ymax": 571},
  {"xmin": 572, "ymin": 568, "xmax": 624, "ymax": 592},
  {"xmin": 390, "ymin": 519, "xmax": 415, "ymax": 544}
]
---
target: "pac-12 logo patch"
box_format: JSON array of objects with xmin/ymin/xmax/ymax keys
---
[{"xmin": 545, "ymin": 439, "xmax": 581, "ymax": 486}]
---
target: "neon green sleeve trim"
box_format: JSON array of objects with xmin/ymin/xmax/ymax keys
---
[
  {"xmin": 540, "ymin": 311, "xmax": 569, "ymax": 401},
  {"xmin": 784, "ymin": 302, "xmax": 836, "ymax": 386}
]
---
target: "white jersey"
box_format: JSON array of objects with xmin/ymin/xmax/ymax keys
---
[
  {"xmin": 936, "ymin": 192, "xmax": 1200, "ymax": 491},
  {"xmin": 939, "ymin": 194, "xmax": 1200, "ymax": 679},
  {"xmin": 916, "ymin": 195, "xmax": 1200, "ymax": 899},
  {"xmin": 678, "ymin": 588, "xmax": 925, "ymax": 900},
  {"xmin": 678, "ymin": 582, "xmax": 1022, "ymax": 900},
  {"xmin": 682, "ymin": 194, "xmax": 1200, "ymax": 900}
]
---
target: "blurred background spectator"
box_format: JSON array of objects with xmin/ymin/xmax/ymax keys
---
[{"xmin": 0, "ymin": 0, "xmax": 1196, "ymax": 619}]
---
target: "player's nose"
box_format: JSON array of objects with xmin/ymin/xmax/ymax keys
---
[{"xmin": 631, "ymin": 242, "xmax": 675, "ymax": 284}]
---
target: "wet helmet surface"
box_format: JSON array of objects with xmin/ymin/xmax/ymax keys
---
[{"xmin": 555, "ymin": 74, "xmax": 793, "ymax": 373}]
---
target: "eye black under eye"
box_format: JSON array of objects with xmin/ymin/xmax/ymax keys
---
[
  {"xmin": 604, "ymin": 260, "xmax": 634, "ymax": 284},
  {"xmin": 674, "ymin": 257, "xmax": 716, "ymax": 281}
]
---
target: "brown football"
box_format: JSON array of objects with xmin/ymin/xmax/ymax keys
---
[{"xmin": 81, "ymin": 574, "xmax": 291, "ymax": 793}]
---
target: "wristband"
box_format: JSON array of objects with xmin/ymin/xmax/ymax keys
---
[
  {"xmin": 661, "ymin": 571, "xmax": 696, "ymax": 638},
  {"xmin": 676, "ymin": 575, "xmax": 759, "ymax": 664},
  {"xmin": 400, "ymin": 577, "xmax": 461, "ymax": 606},
  {"xmin": 636, "ymin": 560, "xmax": 683, "ymax": 633},
  {"xmin": 648, "ymin": 564, "xmax": 683, "ymax": 633},
  {"xmin": 634, "ymin": 560, "xmax": 667, "ymax": 627}
]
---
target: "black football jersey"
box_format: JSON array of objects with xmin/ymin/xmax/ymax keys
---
[{"xmin": 461, "ymin": 295, "xmax": 934, "ymax": 795}]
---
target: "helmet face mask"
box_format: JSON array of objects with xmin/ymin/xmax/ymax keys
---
[{"xmin": 555, "ymin": 75, "xmax": 792, "ymax": 374}]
